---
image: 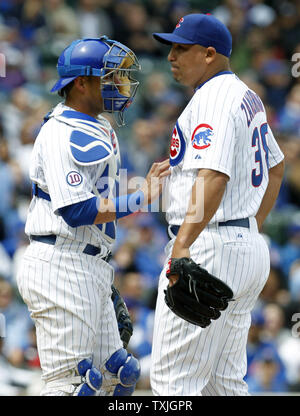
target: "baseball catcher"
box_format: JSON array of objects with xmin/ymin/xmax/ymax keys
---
[{"xmin": 164, "ymin": 257, "xmax": 234, "ymax": 328}]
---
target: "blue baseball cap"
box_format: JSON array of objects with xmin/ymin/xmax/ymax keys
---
[{"xmin": 153, "ymin": 13, "xmax": 232, "ymax": 57}]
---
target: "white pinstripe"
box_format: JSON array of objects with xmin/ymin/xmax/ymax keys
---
[
  {"xmin": 17, "ymin": 103, "xmax": 123, "ymax": 395},
  {"xmin": 166, "ymin": 74, "xmax": 284, "ymax": 226},
  {"xmin": 26, "ymin": 103, "xmax": 119, "ymax": 251},
  {"xmin": 17, "ymin": 238, "xmax": 122, "ymax": 383},
  {"xmin": 151, "ymin": 73, "xmax": 283, "ymax": 396},
  {"xmin": 151, "ymin": 219, "xmax": 270, "ymax": 395}
]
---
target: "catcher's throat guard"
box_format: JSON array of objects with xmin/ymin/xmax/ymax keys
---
[{"xmin": 165, "ymin": 257, "xmax": 234, "ymax": 328}]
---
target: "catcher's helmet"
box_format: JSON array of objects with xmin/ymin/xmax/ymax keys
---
[{"xmin": 50, "ymin": 36, "xmax": 141, "ymax": 125}]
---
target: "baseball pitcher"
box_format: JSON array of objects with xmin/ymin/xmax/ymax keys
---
[{"xmin": 150, "ymin": 14, "xmax": 285, "ymax": 396}]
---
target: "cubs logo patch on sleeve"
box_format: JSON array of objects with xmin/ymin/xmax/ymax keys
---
[
  {"xmin": 191, "ymin": 124, "xmax": 214, "ymax": 150},
  {"xmin": 169, "ymin": 121, "xmax": 186, "ymax": 166}
]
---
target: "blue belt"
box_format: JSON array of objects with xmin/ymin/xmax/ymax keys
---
[
  {"xmin": 169, "ymin": 218, "xmax": 250, "ymax": 238},
  {"xmin": 32, "ymin": 183, "xmax": 51, "ymax": 201},
  {"xmin": 30, "ymin": 234, "xmax": 111, "ymax": 261},
  {"xmin": 31, "ymin": 184, "xmax": 111, "ymax": 261}
]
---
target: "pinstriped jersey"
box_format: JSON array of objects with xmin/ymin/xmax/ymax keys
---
[
  {"xmin": 25, "ymin": 103, "xmax": 120, "ymax": 251},
  {"xmin": 166, "ymin": 72, "xmax": 284, "ymax": 226}
]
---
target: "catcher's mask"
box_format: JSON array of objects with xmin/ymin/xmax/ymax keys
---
[{"xmin": 51, "ymin": 36, "xmax": 141, "ymax": 126}]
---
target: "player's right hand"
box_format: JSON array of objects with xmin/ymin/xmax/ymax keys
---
[{"xmin": 141, "ymin": 158, "xmax": 170, "ymax": 205}]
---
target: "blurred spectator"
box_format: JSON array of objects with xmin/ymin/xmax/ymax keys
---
[
  {"xmin": 0, "ymin": 277, "xmax": 32, "ymax": 367},
  {"xmin": 277, "ymin": 0, "xmax": 300, "ymax": 58},
  {"xmin": 246, "ymin": 309, "xmax": 287, "ymax": 385},
  {"xmin": 133, "ymin": 213, "xmax": 168, "ymax": 288},
  {"xmin": 113, "ymin": 241, "xmax": 138, "ymax": 277},
  {"xmin": 11, "ymin": 233, "xmax": 29, "ymax": 289},
  {"xmin": 0, "ymin": 136, "xmax": 25, "ymax": 257},
  {"xmin": 14, "ymin": 97, "xmax": 51, "ymax": 189},
  {"xmin": 0, "ymin": 137, "xmax": 18, "ymax": 220},
  {"xmin": 116, "ymin": 271, "xmax": 154, "ymax": 359},
  {"xmin": 247, "ymin": 0, "xmax": 276, "ymax": 29},
  {"xmin": 117, "ymin": 270, "xmax": 155, "ymax": 389},
  {"xmin": 260, "ymin": 59, "xmax": 291, "ymax": 112},
  {"xmin": 278, "ymin": 335, "xmax": 300, "ymax": 391},
  {"xmin": 44, "ymin": 0, "xmax": 80, "ymax": 44},
  {"xmin": 0, "ymin": 243, "xmax": 11, "ymax": 281},
  {"xmin": 247, "ymin": 347, "xmax": 288, "ymax": 393},
  {"xmin": 113, "ymin": 213, "xmax": 141, "ymax": 252},
  {"xmin": 278, "ymin": 84, "xmax": 300, "ymax": 135},
  {"xmin": 262, "ymin": 303, "xmax": 290, "ymax": 347},
  {"xmin": 0, "ymin": 53, "xmax": 24, "ymax": 92},
  {"xmin": 0, "ymin": 337, "xmax": 38, "ymax": 396},
  {"xmin": 278, "ymin": 216, "xmax": 300, "ymax": 278},
  {"xmin": 288, "ymin": 259, "xmax": 300, "ymax": 302},
  {"xmin": 282, "ymin": 259, "xmax": 300, "ymax": 334},
  {"xmin": 1, "ymin": 87, "xmax": 32, "ymax": 155},
  {"xmin": 112, "ymin": 2, "xmax": 160, "ymax": 57},
  {"xmin": 124, "ymin": 119, "xmax": 166, "ymax": 177},
  {"xmin": 22, "ymin": 323, "xmax": 40, "ymax": 370},
  {"xmin": 76, "ymin": 0, "xmax": 113, "ymax": 39},
  {"xmin": 139, "ymin": 71, "xmax": 185, "ymax": 119},
  {"xmin": 258, "ymin": 266, "xmax": 290, "ymax": 307},
  {"xmin": 18, "ymin": 0, "xmax": 46, "ymax": 45}
]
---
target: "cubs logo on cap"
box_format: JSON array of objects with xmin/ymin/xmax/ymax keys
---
[
  {"xmin": 169, "ymin": 122, "xmax": 186, "ymax": 166},
  {"xmin": 192, "ymin": 124, "xmax": 214, "ymax": 150},
  {"xmin": 176, "ymin": 17, "xmax": 184, "ymax": 28},
  {"xmin": 153, "ymin": 13, "xmax": 232, "ymax": 58}
]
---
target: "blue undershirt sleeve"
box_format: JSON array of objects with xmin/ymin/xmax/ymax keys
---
[{"xmin": 59, "ymin": 197, "xmax": 98, "ymax": 227}]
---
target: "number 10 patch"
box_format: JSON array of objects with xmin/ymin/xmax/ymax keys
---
[{"xmin": 66, "ymin": 171, "xmax": 83, "ymax": 186}]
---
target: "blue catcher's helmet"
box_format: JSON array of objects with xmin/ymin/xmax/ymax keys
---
[{"xmin": 50, "ymin": 36, "xmax": 141, "ymax": 125}]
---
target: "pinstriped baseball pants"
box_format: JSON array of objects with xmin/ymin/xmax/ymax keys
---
[
  {"xmin": 150, "ymin": 218, "xmax": 270, "ymax": 396},
  {"xmin": 16, "ymin": 238, "xmax": 122, "ymax": 393}
]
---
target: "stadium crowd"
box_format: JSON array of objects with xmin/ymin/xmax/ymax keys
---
[{"xmin": 0, "ymin": 0, "xmax": 300, "ymax": 395}]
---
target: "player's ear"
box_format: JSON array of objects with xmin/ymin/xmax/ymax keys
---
[
  {"xmin": 73, "ymin": 76, "xmax": 87, "ymax": 93},
  {"xmin": 205, "ymin": 47, "xmax": 217, "ymax": 64}
]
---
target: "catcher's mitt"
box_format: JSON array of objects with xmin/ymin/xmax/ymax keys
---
[
  {"xmin": 164, "ymin": 257, "xmax": 234, "ymax": 328},
  {"xmin": 111, "ymin": 285, "xmax": 133, "ymax": 349}
]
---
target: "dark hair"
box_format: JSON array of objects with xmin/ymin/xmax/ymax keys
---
[{"xmin": 58, "ymin": 80, "xmax": 75, "ymax": 98}]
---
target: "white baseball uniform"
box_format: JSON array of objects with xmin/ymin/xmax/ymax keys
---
[
  {"xmin": 150, "ymin": 72, "xmax": 284, "ymax": 395},
  {"xmin": 16, "ymin": 102, "xmax": 123, "ymax": 394}
]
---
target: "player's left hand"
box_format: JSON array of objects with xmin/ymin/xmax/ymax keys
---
[
  {"xmin": 168, "ymin": 246, "xmax": 190, "ymax": 286},
  {"xmin": 164, "ymin": 257, "xmax": 234, "ymax": 328}
]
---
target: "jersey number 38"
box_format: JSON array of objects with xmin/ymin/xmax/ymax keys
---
[{"xmin": 252, "ymin": 123, "xmax": 269, "ymax": 187}]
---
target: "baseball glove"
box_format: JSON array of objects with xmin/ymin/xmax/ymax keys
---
[
  {"xmin": 111, "ymin": 285, "xmax": 133, "ymax": 349},
  {"xmin": 164, "ymin": 257, "xmax": 234, "ymax": 328}
]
